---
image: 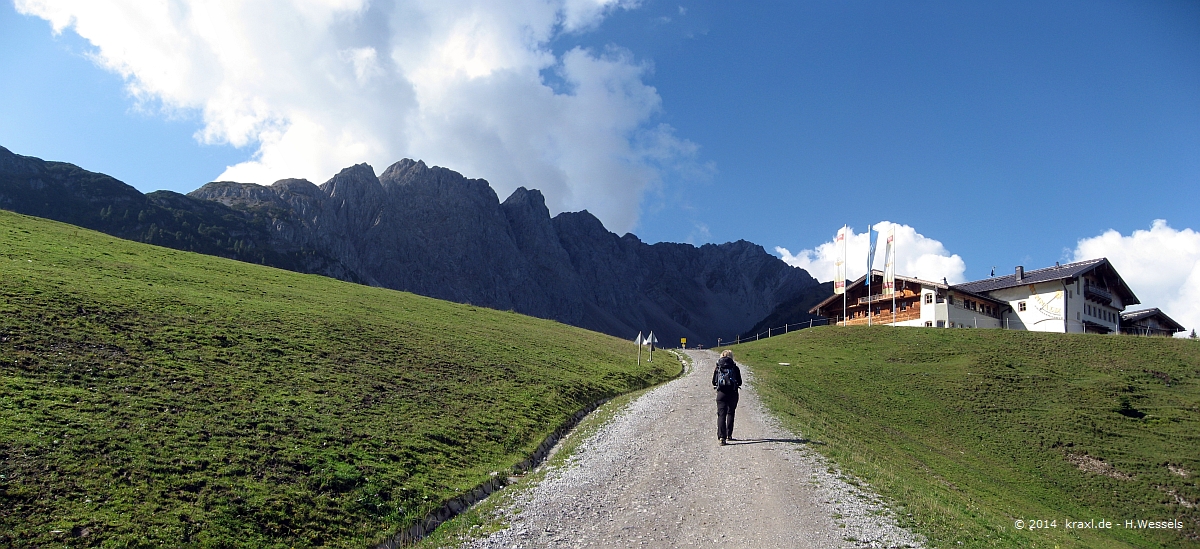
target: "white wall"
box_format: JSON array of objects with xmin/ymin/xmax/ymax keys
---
[
  {"xmin": 918, "ymin": 286, "xmax": 943, "ymax": 327},
  {"xmin": 991, "ymin": 282, "xmax": 1068, "ymax": 333}
]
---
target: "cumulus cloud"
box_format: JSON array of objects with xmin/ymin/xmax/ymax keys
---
[
  {"xmin": 776, "ymin": 222, "xmax": 967, "ymax": 285},
  {"xmin": 16, "ymin": 0, "xmax": 693, "ymax": 234},
  {"xmin": 1073, "ymin": 220, "xmax": 1200, "ymax": 337}
]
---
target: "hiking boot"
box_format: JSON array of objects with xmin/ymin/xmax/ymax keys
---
[{"xmin": 719, "ymin": 438, "xmax": 727, "ymax": 445}]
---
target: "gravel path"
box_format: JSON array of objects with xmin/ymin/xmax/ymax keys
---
[{"xmin": 464, "ymin": 350, "xmax": 923, "ymax": 548}]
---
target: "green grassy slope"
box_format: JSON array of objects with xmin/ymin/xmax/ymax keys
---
[
  {"xmin": 0, "ymin": 210, "xmax": 676, "ymax": 547},
  {"xmin": 731, "ymin": 326, "xmax": 1199, "ymax": 548}
]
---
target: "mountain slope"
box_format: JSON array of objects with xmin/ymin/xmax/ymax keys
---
[
  {"xmin": 0, "ymin": 209, "xmax": 677, "ymax": 547},
  {"xmin": 0, "ymin": 145, "xmax": 821, "ymax": 346},
  {"xmin": 0, "ymin": 146, "xmax": 357, "ymax": 280}
]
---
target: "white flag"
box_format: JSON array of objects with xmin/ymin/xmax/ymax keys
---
[
  {"xmin": 635, "ymin": 331, "xmax": 643, "ymax": 345},
  {"xmin": 882, "ymin": 225, "xmax": 896, "ymax": 295},
  {"xmin": 833, "ymin": 225, "xmax": 848, "ymax": 295},
  {"xmin": 647, "ymin": 331, "xmax": 658, "ymax": 345}
]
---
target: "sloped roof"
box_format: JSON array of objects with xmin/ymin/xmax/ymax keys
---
[
  {"xmin": 1121, "ymin": 308, "xmax": 1185, "ymax": 332},
  {"xmin": 955, "ymin": 258, "xmax": 1104, "ymax": 293},
  {"xmin": 808, "ymin": 270, "xmax": 1003, "ymax": 314},
  {"xmin": 954, "ymin": 258, "xmax": 1140, "ymax": 305}
]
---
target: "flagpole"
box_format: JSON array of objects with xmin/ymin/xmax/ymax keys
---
[
  {"xmin": 867, "ymin": 224, "xmax": 872, "ymax": 327},
  {"xmin": 891, "ymin": 229, "xmax": 897, "ymax": 326},
  {"xmin": 842, "ymin": 225, "xmax": 847, "ymax": 326},
  {"xmin": 881, "ymin": 224, "xmax": 897, "ymax": 326}
]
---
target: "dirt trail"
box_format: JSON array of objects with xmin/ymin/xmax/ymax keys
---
[{"xmin": 465, "ymin": 350, "xmax": 923, "ymax": 548}]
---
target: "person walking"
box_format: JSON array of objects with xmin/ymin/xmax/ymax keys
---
[{"xmin": 712, "ymin": 349, "xmax": 742, "ymax": 445}]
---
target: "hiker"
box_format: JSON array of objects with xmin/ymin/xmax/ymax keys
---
[{"xmin": 712, "ymin": 349, "xmax": 742, "ymax": 445}]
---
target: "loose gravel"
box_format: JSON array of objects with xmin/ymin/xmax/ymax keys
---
[{"xmin": 464, "ymin": 350, "xmax": 924, "ymax": 548}]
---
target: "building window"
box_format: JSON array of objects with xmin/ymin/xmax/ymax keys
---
[
  {"xmin": 948, "ymin": 296, "xmax": 954, "ymax": 305},
  {"xmin": 925, "ymin": 293, "xmax": 933, "ymax": 304},
  {"xmin": 1018, "ymin": 301, "xmax": 1026, "ymax": 312},
  {"xmin": 936, "ymin": 320, "xmax": 945, "ymax": 328},
  {"xmin": 925, "ymin": 321, "xmax": 933, "ymax": 327}
]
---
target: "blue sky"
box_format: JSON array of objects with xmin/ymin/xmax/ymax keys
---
[{"xmin": 2, "ymin": 0, "xmax": 1198, "ymax": 329}]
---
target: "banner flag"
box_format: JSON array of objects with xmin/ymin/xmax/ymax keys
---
[
  {"xmin": 866, "ymin": 225, "xmax": 876, "ymax": 274},
  {"xmin": 635, "ymin": 332, "xmax": 643, "ymax": 345},
  {"xmin": 834, "ymin": 225, "xmax": 848, "ymax": 295},
  {"xmin": 882, "ymin": 225, "xmax": 896, "ymax": 295}
]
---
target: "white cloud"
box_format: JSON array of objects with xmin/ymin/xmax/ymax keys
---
[
  {"xmin": 1073, "ymin": 220, "xmax": 1200, "ymax": 337},
  {"xmin": 16, "ymin": 0, "xmax": 693, "ymax": 234},
  {"xmin": 776, "ymin": 222, "xmax": 967, "ymax": 285}
]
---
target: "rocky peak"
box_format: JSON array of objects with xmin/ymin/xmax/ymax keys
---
[
  {"xmin": 320, "ymin": 163, "xmax": 382, "ymax": 199},
  {"xmin": 319, "ymin": 163, "xmax": 384, "ymax": 236},
  {"xmin": 271, "ymin": 178, "xmax": 322, "ymax": 199},
  {"xmin": 502, "ymin": 187, "xmax": 550, "ymax": 217},
  {"xmin": 378, "ymin": 158, "xmax": 426, "ymax": 187}
]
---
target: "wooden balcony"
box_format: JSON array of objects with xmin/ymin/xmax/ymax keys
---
[
  {"xmin": 857, "ymin": 290, "xmax": 917, "ymax": 305},
  {"xmin": 1084, "ymin": 284, "xmax": 1113, "ymax": 304}
]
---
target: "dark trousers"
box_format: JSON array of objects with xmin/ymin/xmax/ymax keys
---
[{"xmin": 716, "ymin": 390, "xmax": 739, "ymax": 439}]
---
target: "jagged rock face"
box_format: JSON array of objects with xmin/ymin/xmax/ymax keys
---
[
  {"xmin": 2, "ymin": 145, "xmax": 821, "ymax": 346},
  {"xmin": 191, "ymin": 160, "xmax": 822, "ymax": 344},
  {"xmin": 501, "ymin": 188, "xmax": 586, "ymax": 324}
]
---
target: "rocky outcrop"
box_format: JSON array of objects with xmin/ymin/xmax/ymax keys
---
[
  {"xmin": 1, "ymin": 145, "xmax": 822, "ymax": 346},
  {"xmin": 188, "ymin": 159, "xmax": 822, "ymax": 345},
  {"xmin": 0, "ymin": 146, "xmax": 356, "ymax": 279}
]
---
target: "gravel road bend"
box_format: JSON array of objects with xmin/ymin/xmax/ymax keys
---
[{"xmin": 467, "ymin": 350, "xmax": 923, "ymax": 548}]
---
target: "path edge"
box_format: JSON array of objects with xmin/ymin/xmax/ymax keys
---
[{"xmin": 372, "ymin": 350, "xmax": 689, "ymax": 548}]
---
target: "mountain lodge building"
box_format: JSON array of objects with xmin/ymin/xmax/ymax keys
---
[
  {"xmin": 810, "ymin": 271, "xmax": 1008, "ymax": 329},
  {"xmin": 810, "ymin": 258, "xmax": 1162, "ymax": 334}
]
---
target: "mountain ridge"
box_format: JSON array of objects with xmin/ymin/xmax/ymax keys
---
[{"xmin": 0, "ymin": 145, "xmax": 824, "ymax": 345}]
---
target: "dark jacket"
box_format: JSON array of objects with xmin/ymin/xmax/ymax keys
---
[{"xmin": 712, "ymin": 356, "xmax": 742, "ymax": 392}]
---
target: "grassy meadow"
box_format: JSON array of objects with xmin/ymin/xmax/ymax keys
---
[
  {"xmin": 731, "ymin": 326, "xmax": 1199, "ymax": 548},
  {"xmin": 0, "ymin": 210, "xmax": 677, "ymax": 547}
]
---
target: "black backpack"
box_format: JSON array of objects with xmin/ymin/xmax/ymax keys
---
[{"xmin": 716, "ymin": 366, "xmax": 737, "ymax": 388}]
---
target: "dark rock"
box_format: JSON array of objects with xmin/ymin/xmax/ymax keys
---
[{"xmin": 0, "ymin": 145, "xmax": 822, "ymax": 346}]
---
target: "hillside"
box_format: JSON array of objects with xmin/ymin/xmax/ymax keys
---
[
  {"xmin": 0, "ymin": 145, "xmax": 822, "ymax": 346},
  {"xmin": 0, "ymin": 210, "xmax": 677, "ymax": 547},
  {"xmin": 731, "ymin": 327, "xmax": 1200, "ymax": 548}
]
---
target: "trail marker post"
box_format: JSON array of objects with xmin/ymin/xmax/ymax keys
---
[{"xmin": 635, "ymin": 332, "xmax": 643, "ymax": 365}]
